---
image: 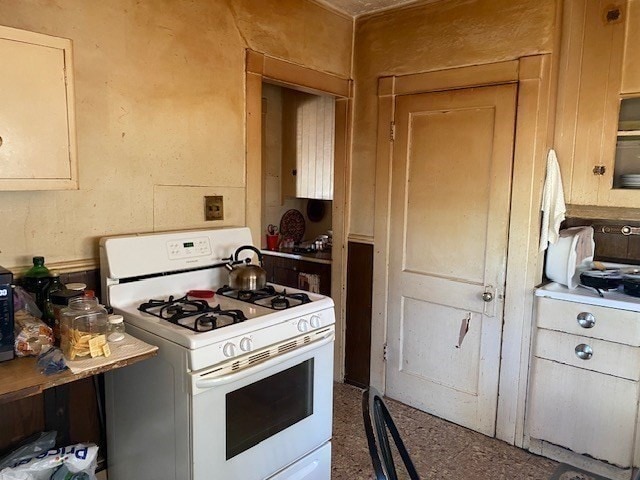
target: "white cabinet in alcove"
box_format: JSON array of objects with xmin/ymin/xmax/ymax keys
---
[
  {"xmin": 281, "ymin": 89, "xmax": 334, "ymax": 201},
  {"xmin": 0, "ymin": 26, "xmax": 78, "ymax": 190}
]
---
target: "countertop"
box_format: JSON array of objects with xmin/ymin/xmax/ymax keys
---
[
  {"xmin": 536, "ymin": 282, "xmax": 640, "ymax": 312},
  {"xmin": 0, "ymin": 337, "xmax": 157, "ymax": 405},
  {"xmin": 260, "ymin": 248, "xmax": 332, "ymax": 265}
]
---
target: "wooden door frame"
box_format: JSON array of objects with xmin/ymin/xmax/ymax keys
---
[
  {"xmin": 245, "ymin": 50, "xmax": 352, "ymax": 380},
  {"xmin": 371, "ymin": 56, "xmax": 553, "ymax": 446}
]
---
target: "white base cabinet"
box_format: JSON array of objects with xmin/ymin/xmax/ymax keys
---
[
  {"xmin": 528, "ymin": 358, "xmax": 638, "ymax": 469},
  {"xmin": 527, "ymin": 287, "xmax": 640, "ymax": 480}
]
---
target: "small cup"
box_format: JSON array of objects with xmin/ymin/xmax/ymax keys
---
[{"xmin": 266, "ymin": 234, "xmax": 279, "ymax": 251}]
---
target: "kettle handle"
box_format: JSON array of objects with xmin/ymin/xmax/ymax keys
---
[{"xmin": 234, "ymin": 245, "xmax": 263, "ymax": 266}]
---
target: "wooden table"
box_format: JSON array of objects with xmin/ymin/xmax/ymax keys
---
[{"xmin": 0, "ymin": 349, "xmax": 157, "ymax": 405}]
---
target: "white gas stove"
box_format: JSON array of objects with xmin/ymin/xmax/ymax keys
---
[{"xmin": 100, "ymin": 227, "xmax": 335, "ymax": 480}]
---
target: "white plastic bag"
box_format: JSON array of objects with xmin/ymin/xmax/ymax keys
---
[{"xmin": 0, "ymin": 443, "xmax": 98, "ymax": 480}]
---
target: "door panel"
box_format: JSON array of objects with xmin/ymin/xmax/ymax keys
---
[
  {"xmin": 400, "ymin": 298, "xmax": 482, "ymax": 394},
  {"xmin": 404, "ymin": 107, "xmax": 495, "ymax": 283},
  {"xmin": 386, "ymin": 84, "xmax": 517, "ymax": 436}
]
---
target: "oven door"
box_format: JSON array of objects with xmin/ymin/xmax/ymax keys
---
[{"xmin": 190, "ymin": 328, "xmax": 334, "ymax": 480}]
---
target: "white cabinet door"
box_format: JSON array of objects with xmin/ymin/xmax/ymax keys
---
[
  {"xmin": 528, "ymin": 357, "xmax": 638, "ymax": 468},
  {"xmin": 0, "ymin": 26, "xmax": 77, "ymax": 190},
  {"xmin": 281, "ymin": 90, "xmax": 334, "ymax": 201}
]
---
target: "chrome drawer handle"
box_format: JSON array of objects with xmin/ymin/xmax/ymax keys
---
[
  {"xmin": 575, "ymin": 344, "xmax": 593, "ymax": 360},
  {"xmin": 577, "ymin": 312, "xmax": 595, "ymax": 328}
]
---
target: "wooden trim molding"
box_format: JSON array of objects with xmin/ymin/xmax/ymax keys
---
[
  {"xmin": 347, "ymin": 234, "xmax": 374, "ymax": 244},
  {"xmin": 385, "ymin": 59, "xmax": 520, "ymax": 97},
  {"xmin": 371, "ymin": 55, "xmax": 553, "ymax": 447},
  {"xmin": 246, "ymin": 50, "xmax": 351, "ymax": 98},
  {"xmin": 566, "ymin": 204, "xmax": 640, "ymax": 222},
  {"xmin": 10, "ymin": 258, "xmax": 98, "ymax": 278},
  {"xmin": 245, "ymin": 49, "xmax": 353, "ymax": 381}
]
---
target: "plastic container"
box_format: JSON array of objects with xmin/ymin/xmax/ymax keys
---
[
  {"xmin": 65, "ymin": 282, "xmax": 86, "ymax": 292},
  {"xmin": 107, "ymin": 314, "xmax": 125, "ymax": 342},
  {"xmin": 22, "ymin": 256, "xmax": 50, "ymax": 314},
  {"xmin": 60, "ymin": 296, "xmax": 108, "ymax": 361},
  {"xmin": 545, "ymin": 226, "xmax": 595, "ymax": 289}
]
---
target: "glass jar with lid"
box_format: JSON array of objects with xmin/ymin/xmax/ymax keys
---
[
  {"xmin": 107, "ymin": 314, "xmax": 126, "ymax": 342},
  {"xmin": 60, "ymin": 296, "xmax": 108, "ymax": 361}
]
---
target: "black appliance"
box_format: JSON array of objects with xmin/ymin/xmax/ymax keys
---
[{"xmin": 0, "ymin": 266, "xmax": 14, "ymax": 362}]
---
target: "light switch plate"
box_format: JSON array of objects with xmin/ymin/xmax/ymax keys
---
[{"xmin": 204, "ymin": 196, "xmax": 223, "ymax": 221}]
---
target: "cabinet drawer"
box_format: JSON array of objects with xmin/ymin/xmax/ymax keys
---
[
  {"xmin": 537, "ymin": 297, "xmax": 640, "ymax": 346},
  {"xmin": 535, "ymin": 329, "xmax": 640, "ymax": 380},
  {"xmin": 528, "ymin": 357, "xmax": 637, "ymax": 468}
]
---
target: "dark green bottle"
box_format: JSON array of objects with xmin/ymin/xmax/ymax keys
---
[
  {"xmin": 43, "ymin": 271, "xmax": 63, "ymax": 330},
  {"xmin": 23, "ymin": 256, "xmax": 51, "ymax": 317}
]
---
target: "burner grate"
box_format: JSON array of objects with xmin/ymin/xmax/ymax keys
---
[
  {"xmin": 216, "ymin": 285, "xmax": 312, "ymax": 309},
  {"xmin": 138, "ymin": 295, "xmax": 247, "ymax": 332}
]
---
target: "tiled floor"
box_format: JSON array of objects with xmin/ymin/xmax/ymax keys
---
[{"xmin": 332, "ymin": 382, "xmax": 559, "ymax": 480}]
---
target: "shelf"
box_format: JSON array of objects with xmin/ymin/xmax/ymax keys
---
[
  {"xmin": 0, "ymin": 344, "xmax": 157, "ymax": 405},
  {"xmin": 617, "ymin": 130, "xmax": 640, "ymax": 137}
]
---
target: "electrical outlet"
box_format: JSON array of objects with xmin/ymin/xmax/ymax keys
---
[{"xmin": 204, "ymin": 196, "xmax": 223, "ymax": 221}]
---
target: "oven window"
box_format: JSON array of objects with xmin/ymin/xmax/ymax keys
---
[{"xmin": 226, "ymin": 359, "xmax": 314, "ymax": 460}]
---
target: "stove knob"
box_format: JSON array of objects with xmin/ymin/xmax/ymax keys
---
[
  {"xmin": 309, "ymin": 315, "xmax": 321, "ymax": 329},
  {"xmin": 239, "ymin": 337, "xmax": 253, "ymax": 352},
  {"xmin": 297, "ymin": 319, "xmax": 309, "ymax": 333},
  {"xmin": 222, "ymin": 342, "xmax": 236, "ymax": 357}
]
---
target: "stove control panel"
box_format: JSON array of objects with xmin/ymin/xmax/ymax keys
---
[
  {"xmin": 166, "ymin": 237, "xmax": 212, "ymax": 260},
  {"xmin": 190, "ymin": 306, "xmax": 336, "ymax": 370}
]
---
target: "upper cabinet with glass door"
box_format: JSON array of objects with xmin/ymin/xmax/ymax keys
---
[{"xmin": 554, "ymin": 0, "xmax": 640, "ymax": 207}]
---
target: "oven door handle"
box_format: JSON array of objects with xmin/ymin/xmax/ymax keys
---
[{"xmin": 195, "ymin": 331, "xmax": 334, "ymax": 390}]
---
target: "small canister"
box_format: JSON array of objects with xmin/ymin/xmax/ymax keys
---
[
  {"xmin": 60, "ymin": 296, "xmax": 108, "ymax": 360},
  {"xmin": 107, "ymin": 314, "xmax": 125, "ymax": 342}
]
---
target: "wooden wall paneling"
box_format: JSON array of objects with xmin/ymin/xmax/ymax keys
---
[
  {"xmin": 0, "ymin": 395, "xmax": 45, "ymax": 454},
  {"xmin": 68, "ymin": 378, "xmax": 102, "ymax": 449},
  {"xmin": 43, "ymin": 385, "xmax": 71, "ymax": 447},
  {"xmin": 564, "ymin": 216, "xmax": 640, "ymax": 264},
  {"xmin": 344, "ymin": 242, "xmax": 373, "ymax": 388}
]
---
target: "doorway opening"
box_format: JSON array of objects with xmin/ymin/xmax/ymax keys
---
[{"xmin": 245, "ymin": 50, "xmax": 351, "ymax": 379}]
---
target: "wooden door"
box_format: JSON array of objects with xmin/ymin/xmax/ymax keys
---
[{"xmin": 385, "ymin": 84, "xmax": 517, "ymax": 435}]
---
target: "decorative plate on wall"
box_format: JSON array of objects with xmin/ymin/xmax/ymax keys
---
[{"xmin": 280, "ymin": 209, "xmax": 306, "ymax": 243}]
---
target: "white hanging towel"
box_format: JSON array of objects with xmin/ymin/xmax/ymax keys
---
[{"xmin": 539, "ymin": 148, "xmax": 567, "ymax": 252}]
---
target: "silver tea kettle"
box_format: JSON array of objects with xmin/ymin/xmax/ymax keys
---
[{"xmin": 226, "ymin": 245, "xmax": 267, "ymax": 291}]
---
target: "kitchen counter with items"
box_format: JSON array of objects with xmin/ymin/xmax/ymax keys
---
[
  {"xmin": 526, "ymin": 282, "xmax": 640, "ymax": 480},
  {"xmin": 0, "ymin": 337, "xmax": 157, "ymax": 405}
]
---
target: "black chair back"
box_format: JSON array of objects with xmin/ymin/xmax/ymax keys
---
[{"xmin": 362, "ymin": 387, "xmax": 421, "ymax": 480}]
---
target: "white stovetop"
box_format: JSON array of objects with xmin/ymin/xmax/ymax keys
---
[
  {"xmin": 536, "ymin": 282, "xmax": 640, "ymax": 312},
  {"xmin": 107, "ymin": 267, "xmax": 334, "ymax": 349}
]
